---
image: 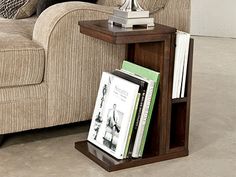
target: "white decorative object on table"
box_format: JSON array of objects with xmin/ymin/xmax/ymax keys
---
[
  {"xmin": 119, "ymin": 0, "xmax": 144, "ymax": 11},
  {"xmin": 108, "ymin": 0, "xmax": 155, "ymax": 28}
]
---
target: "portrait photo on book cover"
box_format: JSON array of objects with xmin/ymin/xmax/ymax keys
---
[
  {"xmin": 103, "ymin": 103, "xmax": 123, "ymax": 151},
  {"xmin": 91, "ymin": 102, "xmax": 124, "ymax": 152},
  {"xmin": 92, "ymin": 83, "xmax": 109, "ymax": 140},
  {"xmin": 88, "ymin": 72, "xmax": 140, "ymax": 159}
]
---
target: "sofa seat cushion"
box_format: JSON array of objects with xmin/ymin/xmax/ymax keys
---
[{"xmin": 0, "ymin": 16, "xmax": 45, "ymax": 88}]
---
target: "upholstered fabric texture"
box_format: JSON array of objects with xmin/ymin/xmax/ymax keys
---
[
  {"xmin": 0, "ymin": 16, "xmax": 44, "ymax": 88},
  {"xmin": 0, "ymin": 16, "xmax": 46, "ymax": 133},
  {"xmin": 97, "ymin": 0, "xmax": 190, "ymax": 32},
  {"xmin": 0, "ymin": 16, "xmax": 37, "ymax": 38},
  {"xmin": 0, "ymin": 84, "xmax": 47, "ymax": 134},
  {"xmin": 97, "ymin": 0, "xmax": 169, "ymax": 10},
  {"xmin": 14, "ymin": 0, "xmax": 39, "ymax": 19},
  {"xmin": 33, "ymin": 2, "xmax": 125, "ymax": 126},
  {"xmin": 0, "ymin": 1, "xmax": 190, "ymax": 134},
  {"xmin": 0, "ymin": 33, "xmax": 44, "ymax": 87},
  {"xmin": 36, "ymin": 0, "xmax": 97, "ymax": 16},
  {"xmin": 0, "ymin": 0, "xmax": 26, "ymax": 19}
]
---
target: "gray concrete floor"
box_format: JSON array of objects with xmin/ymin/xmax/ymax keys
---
[{"xmin": 0, "ymin": 36, "xmax": 236, "ymax": 177}]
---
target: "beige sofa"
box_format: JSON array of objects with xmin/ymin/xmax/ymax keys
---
[{"xmin": 0, "ymin": 0, "xmax": 190, "ymax": 142}]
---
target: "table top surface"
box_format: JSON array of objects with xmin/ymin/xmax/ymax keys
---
[
  {"xmin": 79, "ymin": 20, "xmax": 176, "ymax": 44},
  {"xmin": 79, "ymin": 20, "xmax": 176, "ymax": 36}
]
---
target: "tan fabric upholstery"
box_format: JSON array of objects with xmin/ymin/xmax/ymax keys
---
[
  {"xmin": 0, "ymin": 16, "xmax": 37, "ymax": 39},
  {"xmin": 0, "ymin": 16, "xmax": 46, "ymax": 134},
  {"xmin": 0, "ymin": 17, "xmax": 44, "ymax": 88},
  {"xmin": 14, "ymin": 0, "xmax": 39, "ymax": 19},
  {"xmin": 33, "ymin": 2, "xmax": 125, "ymax": 126},
  {"xmin": 0, "ymin": 83, "xmax": 47, "ymax": 134},
  {"xmin": 97, "ymin": 0, "xmax": 169, "ymax": 11},
  {"xmin": 0, "ymin": 1, "xmax": 190, "ymax": 134},
  {"xmin": 152, "ymin": 0, "xmax": 191, "ymax": 32},
  {"xmin": 97, "ymin": 0, "xmax": 122, "ymax": 6},
  {"xmin": 0, "ymin": 33, "xmax": 45, "ymax": 88}
]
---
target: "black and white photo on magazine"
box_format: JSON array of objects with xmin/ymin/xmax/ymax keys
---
[
  {"xmin": 103, "ymin": 104, "xmax": 124, "ymax": 151},
  {"xmin": 88, "ymin": 72, "xmax": 140, "ymax": 159},
  {"xmin": 92, "ymin": 84, "xmax": 108, "ymax": 140}
]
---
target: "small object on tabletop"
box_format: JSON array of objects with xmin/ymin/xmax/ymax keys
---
[{"xmin": 108, "ymin": 0, "xmax": 154, "ymax": 28}]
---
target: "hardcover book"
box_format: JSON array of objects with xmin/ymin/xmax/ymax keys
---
[
  {"xmin": 112, "ymin": 70, "xmax": 148, "ymax": 158},
  {"xmin": 122, "ymin": 61, "xmax": 160, "ymax": 157},
  {"xmin": 172, "ymin": 31, "xmax": 190, "ymax": 98},
  {"xmin": 87, "ymin": 72, "xmax": 140, "ymax": 159}
]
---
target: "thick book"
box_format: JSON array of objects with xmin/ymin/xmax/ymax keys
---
[
  {"xmin": 87, "ymin": 72, "xmax": 139, "ymax": 159},
  {"xmin": 172, "ymin": 31, "xmax": 190, "ymax": 98},
  {"xmin": 112, "ymin": 70, "xmax": 148, "ymax": 158},
  {"xmin": 122, "ymin": 61, "xmax": 160, "ymax": 157}
]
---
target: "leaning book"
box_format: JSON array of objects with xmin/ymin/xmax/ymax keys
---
[
  {"xmin": 87, "ymin": 72, "xmax": 140, "ymax": 160},
  {"xmin": 122, "ymin": 61, "xmax": 160, "ymax": 157}
]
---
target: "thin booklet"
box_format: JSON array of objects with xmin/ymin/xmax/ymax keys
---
[{"xmin": 87, "ymin": 72, "xmax": 139, "ymax": 159}]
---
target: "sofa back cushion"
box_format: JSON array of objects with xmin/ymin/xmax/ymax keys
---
[
  {"xmin": 0, "ymin": 0, "xmax": 26, "ymax": 19},
  {"xmin": 97, "ymin": 0, "xmax": 122, "ymax": 6},
  {"xmin": 15, "ymin": 0, "xmax": 39, "ymax": 19},
  {"xmin": 37, "ymin": 0, "xmax": 97, "ymax": 16},
  {"xmin": 97, "ymin": 0, "xmax": 169, "ymax": 12}
]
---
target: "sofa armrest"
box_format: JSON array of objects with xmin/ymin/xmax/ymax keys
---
[
  {"xmin": 33, "ymin": 2, "xmax": 126, "ymax": 124},
  {"xmin": 33, "ymin": 2, "xmax": 114, "ymax": 52}
]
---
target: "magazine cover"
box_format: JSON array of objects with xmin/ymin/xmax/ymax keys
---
[{"xmin": 87, "ymin": 72, "xmax": 139, "ymax": 159}]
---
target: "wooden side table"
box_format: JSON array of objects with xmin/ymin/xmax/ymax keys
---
[{"xmin": 75, "ymin": 20, "xmax": 194, "ymax": 172}]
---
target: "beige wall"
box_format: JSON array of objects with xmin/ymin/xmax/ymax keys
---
[{"xmin": 191, "ymin": 0, "xmax": 236, "ymax": 38}]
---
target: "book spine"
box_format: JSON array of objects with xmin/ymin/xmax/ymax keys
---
[
  {"xmin": 138, "ymin": 81, "xmax": 157, "ymax": 156},
  {"xmin": 172, "ymin": 32, "xmax": 181, "ymax": 99},
  {"xmin": 126, "ymin": 87, "xmax": 146, "ymax": 158},
  {"xmin": 124, "ymin": 93, "xmax": 140, "ymax": 157},
  {"xmin": 132, "ymin": 81, "xmax": 154, "ymax": 158},
  {"xmin": 181, "ymin": 34, "xmax": 190, "ymax": 98}
]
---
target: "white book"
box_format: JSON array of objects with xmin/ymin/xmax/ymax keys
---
[
  {"xmin": 172, "ymin": 31, "xmax": 190, "ymax": 98},
  {"xmin": 172, "ymin": 32, "xmax": 181, "ymax": 98},
  {"xmin": 120, "ymin": 69, "xmax": 154, "ymax": 158},
  {"xmin": 181, "ymin": 33, "xmax": 190, "ymax": 97},
  {"xmin": 176, "ymin": 33, "xmax": 187, "ymax": 98},
  {"xmin": 87, "ymin": 72, "xmax": 139, "ymax": 159}
]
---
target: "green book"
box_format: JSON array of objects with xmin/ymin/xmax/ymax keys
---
[{"xmin": 122, "ymin": 61, "xmax": 160, "ymax": 156}]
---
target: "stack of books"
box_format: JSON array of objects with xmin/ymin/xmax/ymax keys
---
[{"xmin": 87, "ymin": 61, "xmax": 160, "ymax": 160}]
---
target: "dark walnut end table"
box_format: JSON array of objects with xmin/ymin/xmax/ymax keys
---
[{"xmin": 75, "ymin": 20, "xmax": 194, "ymax": 172}]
